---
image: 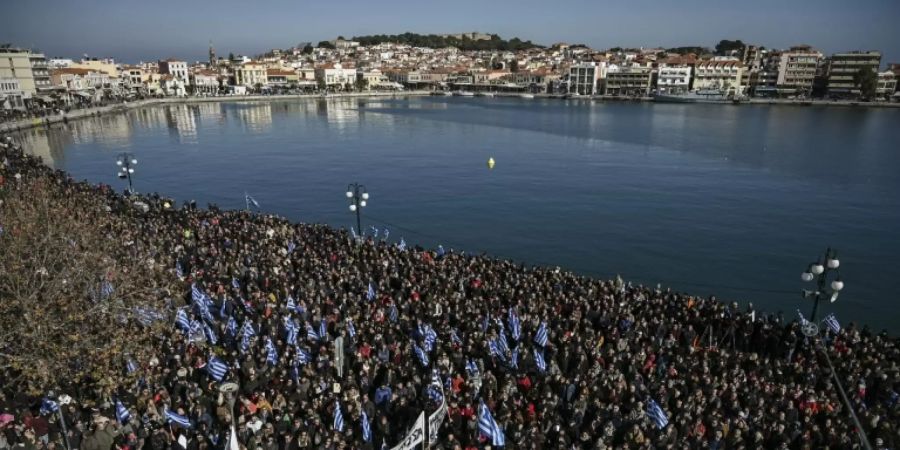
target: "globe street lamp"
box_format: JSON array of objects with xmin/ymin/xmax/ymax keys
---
[
  {"xmin": 116, "ymin": 152, "xmax": 138, "ymax": 194},
  {"xmin": 346, "ymin": 183, "xmax": 369, "ymax": 238},
  {"xmin": 800, "ymin": 247, "xmax": 844, "ymax": 322}
]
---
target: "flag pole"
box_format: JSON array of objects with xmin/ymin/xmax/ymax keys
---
[{"xmin": 244, "ymin": 191, "xmax": 249, "ymax": 211}]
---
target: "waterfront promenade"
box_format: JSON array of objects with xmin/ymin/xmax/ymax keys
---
[{"xmin": 2, "ymin": 134, "xmax": 898, "ymax": 449}]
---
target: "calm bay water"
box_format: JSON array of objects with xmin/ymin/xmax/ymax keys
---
[{"xmin": 13, "ymin": 97, "xmax": 900, "ymax": 331}]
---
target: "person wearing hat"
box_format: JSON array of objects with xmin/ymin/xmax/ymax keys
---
[{"xmin": 80, "ymin": 416, "xmax": 119, "ymax": 450}]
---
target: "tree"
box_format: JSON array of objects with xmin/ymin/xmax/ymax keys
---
[
  {"xmin": 0, "ymin": 164, "xmax": 173, "ymax": 394},
  {"xmin": 854, "ymin": 68, "xmax": 878, "ymax": 99},
  {"xmin": 302, "ymin": 44, "xmax": 314, "ymax": 54},
  {"xmin": 356, "ymin": 78, "xmax": 368, "ymax": 91},
  {"xmin": 715, "ymin": 39, "xmax": 745, "ymax": 56},
  {"xmin": 228, "ymin": 52, "xmax": 235, "ymax": 61},
  {"xmin": 317, "ymin": 41, "xmax": 335, "ymax": 50}
]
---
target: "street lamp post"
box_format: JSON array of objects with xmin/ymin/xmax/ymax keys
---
[
  {"xmin": 345, "ymin": 183, "xmax": 369, "ymax": 237},
  {"xmin": 800, "ymin": 247, "xmax": 844, "ymax": 322},
  {"xmin": 116, "ymin": 152, "xmax": 137, "ymax": 194}
]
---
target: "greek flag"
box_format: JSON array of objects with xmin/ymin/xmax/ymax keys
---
[
  {"xmin": 398, "ymin": 238, "xmax": 407, "ymax": 251},
  {"xmin": 481, "ymin": 314, "xmax": 490, "ymax": 333},
  {"xmin": 533, "ymin": 349, "xmax": 547, "ymax": 373},
  {"xmin": 319, "ymin": 320, "xmax": 328, "ymax": 341},
  {"xmin": 286, "ymin": 296, "xmax": 297, "ymax": 312},
  {"xmin": 176, "ymin": 309, "xmax": 191, "ymax": 331},
  {"xmin": 265, "ymin": 338, "xmax": 278, "ymax": 366},
  {"xmin": 465, "ymin": 359, "xmax": 479, "ymax": 376},
  {"xmin": 496, "ymin": 333, "xmax": 509, "ymax": 355},
  {"xmin": 477, "ymin": 400, "xmax": 505, "ymax": 447},
  {"xmin": 333, "ymin": 400, "xmax": 345, "ymax": 432},
  {"xmin": 437, "ymin": 245, "xmax": 445, "ymax": 258},
  {"xmin": 306, "ymin": 323, "xmax": 319, "ymax": 341},
  {"xmin": 287, "ymin": 241, "xmax": 296, "ymax": 254},
  {"xmin": 165, "ymin": 409, "xmax": 192, "ymax": 428},
  {"xmin": 508, "ymin": 308, "xmax": 521, "ymax": 341},
  {"xmin": 135, "ymin": 307, "xmax": 164, "ymax": 327},
  {"xmin": 189, "ymin": 319, "xmax": 203, "ymax": 341},
  {"xmin": 203, "ymin": 322, "xmax": 218, "ymax": 345},
  {"xmin": 426, "ymin": 385, "xmax": 444, "ymax": 403},
  {"xmin": 240, "ymin": 333, "xmax": 251, "ymax": 353},
  {"xmin": 191, "ymin": 283, "xmax": 210, "ymax": 307},
  {"xmin": 423, "ymin": 324, "xmax": 437, "ymax": 352},
  {"xmin": 382, "ymin": 228, "xmax": 389, "ymax": 241},
  {"xmin": 226, "ymin": 316, "xmax": 238, "ymax": 337},
  {"xmin": 175, "ymin": 261, "xmax": 184, "ymax": 279},
  {"xmin": 646, "ymin": 399, "xmax": 669, "ymax": 429},
  {"xmin": 823, "ymin": 313, "xmax": 841, "ymax": 333},
  {"xmin": 296, "ymin": 347, "xmax": 312, "ymax": 364},
  {"xmin": 534, "ymin": 322, "xmax": 548, "ymax": 347},
  {"xmin": 40, "ymin": 398, "xmax": 59, "ymax": 416},
  {"xmin": 509, "ymin": 348, "xmax": 519, "ymax": 369},
  {"xmin": 413, "ymin": 343, "xmax": 429, "ymax": 367},
  {"xmin": 245, "ymin": 193, "xmax": 259, "ymax": 208},
  {"xmin": 370, "ymin": 226, "xmax": 379, "ymax": 238},
  {"xmin": 361, "ymin": 410, "xmax": 372, "ymax": 442},
  {"xmin": 219, "ymin": 297, "xmax": 227, "ymax": 318},
  {"xmin": 389, "ymin": 304, "xmax": 398, "ymax": 323},
  {"xmin": 450, "ymin": 329, "xmax": 462, "ymax": 346},
  {"xmin": 488, "ymin": 339, "xmax": 502, "ymax": 358},
  {"xmin": 99, "ymin": 281, "xmax": 115, "ymax": 300},
  {"xmin": 207, "ymin": 356, "xmax": 229, "ymax": 381},
  {"xmin": 367, "ymin": 282, "xmax": 376, "ymax": 301},
  {"xmin": 797, "ymin": 309, "xmax": 810, "ymax": 326},
  {"xmin": 240, "ymin": 321, "xmax": 256, "ymax": 338},
  {"xmin": 115, "ymin": 399, "xmax": 131, "ymax": 424},
  {"xmin": 231, "ymin": 277, "xmax": 240, "ymax": 289},
  {"xmin": 350, "ymin": 227, "xmax": 358, "ymax": 240},
  {"xmin": 347, "ymin": 319, "xmax": 356, "ymax": 338},
  {"xmin": 285, "ymin": 319, "xmax": 298, "ymax": 345},
  {"xmin": 126, "ymin": 358, "xmax": 138, "ymax": 374}
]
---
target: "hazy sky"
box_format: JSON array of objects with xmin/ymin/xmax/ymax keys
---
[{"xmin": 4, "ymin": 0, "xmax": 899, "ymax": 65}]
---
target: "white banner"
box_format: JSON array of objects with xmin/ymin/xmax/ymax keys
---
[
  {"xmin": 427, "ymin": 400, "xmax": 447, "ymax": 445},
  {"xmin": 390, "ymin": 412, "xmax": 425, "ymax": 450}
]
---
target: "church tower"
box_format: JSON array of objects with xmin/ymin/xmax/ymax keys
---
[{"xmin": 208, "ymin": 40, "xmax": 216, "ymax": 67}]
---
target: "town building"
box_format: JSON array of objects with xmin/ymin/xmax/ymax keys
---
[
  {"xmin": 190, "ymin": 70, "xmax": 220, "ymax": 94},
  {"xmin": 693, "ymin": 60, "xmax": 744, "ymax": 95},
  {"xmin": 0, "ymin": 78, "xmax": 25, "ymax": 110},
  {"xmin": 234, "ymin": 61, "xmax": 267, "ymax": 89},
  {"xmin": 824, "ymin": 51, "xmax": 882, "ymax": 98},
  {"xmin": 158, "ymin": 59, "xmax": 189, "ymax": 82},
  {"xmin": 876, "ymin": 71, "xmax": 897, "ymax": 99},
  {"xmin": 29, "ymin": 53, "xmax": 52, "ymax": 94},
  {"xmin": 315, "ymin": 63, "xmax": 357, "ymax": 89},
  {"xmin": 70, "ymin": 58, "xmax": 118, "ymax": 79},
  {"xmin": 656, "ymin": 66, "xmax": 692, "ymax": 94},
  {"xmin": 0, "ymin": 47, "xmax": 39, "ymax": 97},
  {"xmin": 266, "ymin": 68, "xmax": 298, "ymax": 88},
  {"xmin": 776, "ymin": 46, "xmax": 822, "ymax": 96},
  {"xmin": 604, "ymin": 66, "xmax": 653, "ymax": 96},
  {"xmin": 568, "ymin": 62, "xmax": 604, "ymax": 95}
]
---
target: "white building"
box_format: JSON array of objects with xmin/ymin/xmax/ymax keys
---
[
  {"xmin": 48, "ymin": 58, "xmax": 74, "ymax": 68},
  {"xmin": 0, "ymin": 78, "xmax": 26, "ymax": 110},
  {"xmin": 234, "ymin": 62, "xmax": 267, "ymax": 88},
  {"xmin": 315, "ymin": 63, "xmax": 357, "ymax": 88},
  {"xmin": 776, "ymin": 46, "xmax": 822, "ymax": 95},
  {"xmin": 568, "ymin": 62, "xmax": 605, "ymax": 95},
  {"xmin": 158, "ymin": 59, "xmax": 189, "ymax": 82},
  {"xmin": 656, "ymin": 67, "xmax": 692, "ymax": 94},
  {"xmin": 693, "ymin": 60, "xmax": 744, "ymax": 95}
]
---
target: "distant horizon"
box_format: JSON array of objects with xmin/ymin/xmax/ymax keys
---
[{"xmin": 5, "ymin": 0, "xmax": 899, "ymax": 65}]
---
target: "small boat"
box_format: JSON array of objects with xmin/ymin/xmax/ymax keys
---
[
  {"xmin": 454, "ymin": 91, "xmax": 475, "ymax": 97},
  {"xmin": 519, "ymin": 93, "xmax": 535, "ymax": 99},
  {"xmin": 476, "ymin": 92, "xmax": 496, "ymax": 98},
  {"xmin": 443, "ymin": 91, "xmax": 453, "ymax": 97},
  {"xmin": 654, "ymin": 89, "xmax": 732, "ymax": 104}
]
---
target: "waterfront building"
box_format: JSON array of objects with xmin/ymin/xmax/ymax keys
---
[
  {"xmin": 603, "ymin": 66, "xmax": 653, "ymax": 96},
  {"xmin": 158, "ymin": 59, "xmax": 189, "ymax": 83},
  {"xmin": 48, "ymin": 58, "xmax": 74, "ymax": 68},
  {"xmin": 266, "ymin": 68, "xmax": 298, "ymax": 88},
  {"xmin": 0, "ymin": 78, "xmax": 26, "ymax": 110},
  {"xmin": 29, "ymin": 53, "xmax": 52, "ymax": 95},
  {"xmin": 70, "ymin": 58, "xmax": 118, "ymax": 79},
  {"xmin": 824, "ymin": 51, "xmax": 882, "ymax": 98},
  {"xmin": 876, "ymin": 71, "xmax": 897, "ymax": 99},
  {"xmin": 314, "ymin": 63, "xmax": 357, "ymax": 89},
  {"xmin": 748, "ymin": 51, "xmax": 780, "ymax": 97},
  {"xmin": 568, "ymin": 62, "xmax": 604, "ymax": 95},
  {"xmin": 0, "ymin": 47, "xmax": 39, "ymax": 97},
  {"xmin": 234, "ymin": 61, "xmax": 267, "ymax": 89},
  {"xmin": 776, "ymin": 46, "xmax": 822, "ymax": 96},
  {"xmin": 190, "ymin": 70, "xmax": 220, "ymax": 94},
  {"xmin": 693, "ymin": 60, "xmax": 744, "ymax": 95},
  {"xmin": 656, "ymin": 66, "xmax": 692, "ymax": 94}
]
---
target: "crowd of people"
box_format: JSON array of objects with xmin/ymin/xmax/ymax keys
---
[{"xmin": 1, "ymin": 134, "xmax": 899, "ymax": 450}]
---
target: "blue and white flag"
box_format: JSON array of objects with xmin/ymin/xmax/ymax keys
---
[
  {"xmin": 534, "ymin": 322, "xmax": 548, "ymax": 347},
  {"xmin": 371, "ymin": 226, "xmax": 379, "ymax": 238},
  {"xmin": 437, "ymin": 245, "xmax": 445, "ymax": 258},
  {"xmin": 346, "ymin": 319, "xmax": 356, "ymax": 338},
  {"xmin": 333, "ymin": 400, "xmax": 345, "ymax": 432},
  {"xmin": 240, "ymin": 333, "xmax": 252, "ymax": 354},
  {"xmin": 496, "ymin": 332, "xmax": 509, "ymax": 355},
  {"xmin": 135, "ymin": 307, "xmax": 164, "ymax": 327},
  {"xmin": 465, "ymin": 359, "xmax": 479, "ymax": 376},
  {"xmin": 306, "ymin": 323, "xmax": 319, "ymax": 341},
  {"xmin": 126, "ymin": 358, "xmax": 138, "ymax": 374},
  {"xmin": 423, "ymin": 324, "xmax": 438, "ymax": 352},
  {"xmin": 797, "ymin": 309, "xmax": 810, "ymax": 326},
  {"xmin": 115, "ymin": 399, "xmax": 131, "ymax": 424},
  {"xmin": 508, "ymin": 308, "xmax": 521, "ymax": 341},
  {"xmin": 265, "ymin": 338, "xmax": 278, "ymax": 366},
  {"xmin": 245, "ymin": 193, "xmax": 260, "ymax": 208},
  {"xmin": 203, "ymin": 322, "xmax": 218, "ymax": 345},
  {"xmin": 175, "ymin": 261, "xmax": 184, "ymax": 279},
  {"xmin": 286, "ymin": 296, "xmax": 297, "ymax": 312},
  {"xmin": 361, "ymin": 410, "xmax": 372, "ymax": 442},
  {"xmin": 99, "ymin": 281, "xmax": 115, "ymax": 300},
  {"xmin": 509, "ymin": 348, "xmax": 519, "ymax": 369},
  {"xmin": 481, "ymin": 314, "xmax": 490, "ymax": 333},
  {"xmin": 207, "ymin": 356, "xmax": 229, "ymax": 381},
  {"xmin": 367, "ymin": 282, "xmax": 376, "ymax": 301},
  {"xmin": 426, "ymin": 384, "xmax": 444, "ymax": 403},
  {"xmin": 287, "ymin": 241, "xmax": 297, "ymax": 255},
  {"xmin": 226, "ymin": 316, "xmax": 238, "ymax": 337},
  {"xmin": 646, "ymin": 399, "xmax": 669, "ymax": 429},
  {"xmin": 231, "ymin": 277, "xmax": 240, "ymax": 289},
  {"xmin": 533, "ymin": 349, "xmax": 547, "ymax": 373},
  {"xmin": 319, "ymin": 320, "xmax": 328, "ymax": 341},
  {"xmin": 450, "ymin": 329, "xmax": 463, "ymax": 346},
  {"xmin": 240, "ymin": 321, "xmax": 256, "ymax": 338},
  {"xmin": 413, "ymin": 343, "xmax": 429, "ymax": 367},
  {"xmin": 40, "ymin": 398, "xmax": 59, "ymax": 416},
  {"xmin": 382, "ymin": 228, "xmax": 389, "ymax": 241},
  {"xmin": 488, "ymin": 339, "xmax": 502, "ymax": 358},
  {"xmin": 165, "ymin": 409, "xmax": 192, "ymax": 428},
  {"xmin": 389, "ymin": 304, "xmax": 398, "ymax": 323},
  {"xmin": 350, "ymin": 227, "xmax": 358, "ymax": 240},
  {"xmin": 296, "ymin": 346, "xmax": 312, "ymax": 365},
  {"xmin": 285, "ymin": 318, "xmax": 298, "ymax": 345},
  {"xmin": 477, "ymin": 400, "xmax": 505, "ymax": 447},
  {"xmin": 823, "ymin": 313, "xmax": 841, "ymax": 333},
  {"xmin": 398, "ymin": 238, "xmax": 407, "ymax": 251}
]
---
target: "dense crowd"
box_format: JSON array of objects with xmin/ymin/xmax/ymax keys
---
[{"xmin": 1, "ymin": 134, "xmax": 899, "ymax": 450}]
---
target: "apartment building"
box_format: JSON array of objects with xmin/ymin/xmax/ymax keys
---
[
  {"xmin": 693, "ymin": 60, "xmax": 744, "ymax": 95},
  {"xmin": 776, "ymin": 46, "xmax": 822, "ymax": 95},
  {"xmin": 824, "ymin": 51, "xmax": 881, "ymax": 97},
  {"xmin": 568, "ymin": 62, "xmax": 604, "ymax": 95},
  {"xmin": 159, "ymin": 59, "xmax": 189, "ymax": 82},
  {"xmin": 656, "ymin": 67, "xmax": 692, "ymax": 94},
  {"xmin": 0, "ymin": 78, "xmax": 25, "ymax": 110},
  {"xmin": 604, "ymin": 66, "xmax": 653, "ymax": 96},
  {"xmin": 234, "ymin": 61, "xmax": 267, "ymax": 88},
  {"xmin": 0, "ymin": 47, "xmax": 39, "ymax": 97}
]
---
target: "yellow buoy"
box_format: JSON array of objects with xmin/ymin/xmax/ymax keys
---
[{"xmin": 487, "ymin": 157, "xmax": 495, "ymax": 169}]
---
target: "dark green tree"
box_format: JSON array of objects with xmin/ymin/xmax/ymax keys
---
[
  {"xmin": 715, "ymin": 39, "xmax": 745, "ymax": 55},
  {"xmin": 302, "ymin": 44, "xmax": 314, "ymax": 54},
  {"xmin": 854, "ymin": 68, "xmax": 878, "ymax": 99},
  {"xmin": 317, "ymin": 41, "xmax": 335, "ymax": 49}
]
